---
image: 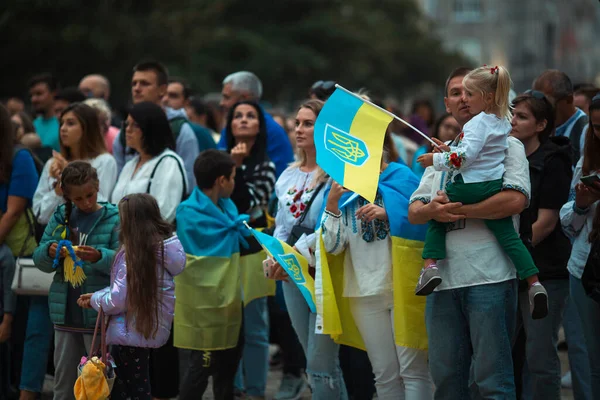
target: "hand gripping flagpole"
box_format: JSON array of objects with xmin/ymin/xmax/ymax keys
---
[{"xmin": 334, "ymin": 84, "xmax": 442, "ymax": 150}]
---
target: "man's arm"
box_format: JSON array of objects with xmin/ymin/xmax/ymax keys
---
[
  {"xmin": 408, "ymin": 194, "xmax": 466, "ymax": 225},
  {"xmin": 451, "ymin": 190, "xmax": 527, "ymax": 220}
]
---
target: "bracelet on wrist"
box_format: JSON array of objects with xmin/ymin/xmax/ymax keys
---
[{"xmin": 573, "ymin": 203, "xmax": 589, "ymax": 215}]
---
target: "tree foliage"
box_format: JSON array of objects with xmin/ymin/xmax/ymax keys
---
[{"xmin": 1, "ymin": 0, "xmax": 466, "ymax": 108}]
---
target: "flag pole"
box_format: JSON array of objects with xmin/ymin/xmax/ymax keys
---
[{"xmin": 334, "ymin": 84, "xmax": 442, "ymax": 150}]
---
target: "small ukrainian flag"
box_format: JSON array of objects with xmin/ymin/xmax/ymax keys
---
[{"xmin": 315, "ymin": 86, "xmax": 394, "ymax": 203}]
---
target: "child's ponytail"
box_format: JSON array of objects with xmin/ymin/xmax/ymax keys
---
[{"xmin": 495, "ymin": 66, "xmax": 513, "ymax": 120}]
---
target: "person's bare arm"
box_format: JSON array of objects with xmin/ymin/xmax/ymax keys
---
[
  {"xmin": 408, "ymin": 194, "xmax": 466, "ymax": 225},
  {"xmin": 531, "ymin": 209, "xmax": 559, "ymax": 247},
  {"xmin": 449, "ymin": 189, "xmax": 527, "ymax": 220}
]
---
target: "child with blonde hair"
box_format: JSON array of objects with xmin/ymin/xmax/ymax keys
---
[{"xmin": 416, "ymin": 65, "xmax": 547, "ymax": 319}]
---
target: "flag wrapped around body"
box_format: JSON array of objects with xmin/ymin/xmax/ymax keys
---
[
  {"xmin": 246, "ymin": 229, "xmax": 316, "ymax": 313},
  {"xmin": 175, "ymin": 188, "xmax": 250, "ymax": 351},
  {"xmin": 314, "ymin": 86, "xmax": 393, "ymax": 203},
  {"xmin": 315, "ymin": 162, "xmax": 429, "ymax": 350}
]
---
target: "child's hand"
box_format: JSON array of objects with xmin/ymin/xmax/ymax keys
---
[
  {"xmin": 431, "ymin": 138, "xmax": 451, "ymax": 153},
  {"xmin": 356, "ymin": 204, "xmax": 387, "ymax": 223},
  {"xmin": 75, "ymin": 246, "xmax": 102, "ymax": 263},
  {"xmin": 48, "ymin": 243, "xmax": 67, "ymax": 259},
  {"xmin": 416, "ymin": 153, "xmax": 434, "ymax": 168},
  {"xmin": 77, "ymin": 293, "xmax": 93, "ymax": 309}
]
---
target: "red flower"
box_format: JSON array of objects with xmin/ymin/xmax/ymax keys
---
[
  {"xmin": 290, "ymin": 204, "xmax": 298, "ymax": 213},
  {"xmin": 449, "ymin": 153, "xmax": 462, "ymax": 168},
  {"xmin": 300, "ymin": 203, "xmax": 306, "ymax": 211},
  {"xmin": 294, "ymin": 212, "xmax": 301, "ymax": 218}
]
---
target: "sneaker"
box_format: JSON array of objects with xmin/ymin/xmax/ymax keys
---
[
  {"xmin": 275, "ymin": 373, "xmax": 308, "ymax": 400},
  {"xmin": 529, "ymin": 283, "xmax": 548, "ymax": 319},
  {"xmin": 415, "ymin": 266, "xmax": 442, "ymax": 296}
]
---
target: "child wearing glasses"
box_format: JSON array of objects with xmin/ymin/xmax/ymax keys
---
[{"xmin": 416, "ymin": 65, "xmax": 547, "ymax": 319}]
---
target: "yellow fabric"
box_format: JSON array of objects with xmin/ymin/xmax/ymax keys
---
[
  {"xmin": 317, "ymin": 233, "xmax": 428, "ymax": 350},
  {"xmin": 174, "ymin": 253, "xmax": 242, "ymax": 351},
  {"xmin": 5, "ymin": 210, "xmax": 37, "ymax": 257},
  {"xmin": 63, "ymin": 246, "xmax": 86, "ymax": 287},
  {"xmin": 240, "ymin": 250, "xmax": 275, "ymax": 306},
  {"xmin": 74, "ymin": 358, "xmax": 110, "ymax": 400}
]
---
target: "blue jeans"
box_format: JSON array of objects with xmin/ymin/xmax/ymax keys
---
[
  {"xmin": 234, "ymin": 297, "xmax": 269, "ymax": 396},
  {"xmin": 426, "ymin": 280, "xmax": 518, "ymax": 400},
  {"xmin": 283, "ymin": 281, "xmax": 348, "ymax": 400},
  {"xmin": 517, "ymin": 279, "xmax": 568, "ymax": 400},
  {"xmin": 20, "ymin": 296, "xmax": 53, "ymax": 393},
  {"xmin": 563, "ymin": 287, "xmax": 592, "ymax": 400},
  {"xmin": 570, "ymin": 274, "xmax": 600, "ymax": 399}
]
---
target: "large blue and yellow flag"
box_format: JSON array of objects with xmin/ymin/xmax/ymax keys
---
[
  {"xmin": 314, "ymin": 162, "xmax": 429, "ymax": 350},
  {"xmin": 174, "ymin": 188, "xmax": 250, "ymax": 351},
  {"xmin": 314, "ymin": 86, "xmax": 393, "ymax": 203},
  {"xmin": 247, "ymin": 229, "xmax": 316, "ymax": 313}
]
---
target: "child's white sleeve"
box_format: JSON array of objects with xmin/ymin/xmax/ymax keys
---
[{"xmin": 432, "ymin": 116, "xmax": 487, "ymax": 172}]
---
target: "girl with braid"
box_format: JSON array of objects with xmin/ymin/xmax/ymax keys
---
[{"xmin": 33, "ymin": 161, "xmax": 120, "ymax": 399}]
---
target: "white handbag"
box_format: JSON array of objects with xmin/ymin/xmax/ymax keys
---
[{"xmin": 11, "ymin": 258, "xmax": 53, "ymax": 296}]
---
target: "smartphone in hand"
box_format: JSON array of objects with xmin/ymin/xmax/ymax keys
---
[{"xmin": 581, "ymin": 173, "xmax": 600, "ymax": 188}]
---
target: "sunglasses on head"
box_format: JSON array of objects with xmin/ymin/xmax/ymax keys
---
[
  {"xmin": 311, "ymin": 80, "xmax": 336, "ymax": 91},
  {"xmin": 592, "ymin": 93, "xmax": 600, "ymax": 103},
  {"xmin": 524, "ymin": 90, "xmax": 548, "ymax": 101}
]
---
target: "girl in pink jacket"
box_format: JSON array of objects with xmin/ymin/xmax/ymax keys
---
[{"xmin": 78, "ymin": 193, "xmax": 185, "ymax": 400}]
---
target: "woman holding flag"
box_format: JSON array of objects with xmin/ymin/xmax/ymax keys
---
[
  {"xmin": 267, "ymin": 99, "xmax": 349, "ymax": 400},
  {"xmin": 318, "ymin": 131, "xmax": 433, "ymax": 400}
]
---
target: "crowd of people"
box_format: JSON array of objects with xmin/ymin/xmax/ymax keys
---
[{"xmin": 0, "ymin": 59, "xmax": 598, "ymax": 400}]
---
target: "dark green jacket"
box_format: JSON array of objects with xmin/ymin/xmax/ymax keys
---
[{"xmin": 33, "ymin": 202, "xmax": 120, "ymax": 328}]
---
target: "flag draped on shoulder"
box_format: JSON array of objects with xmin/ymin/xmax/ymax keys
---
[
  {"xmin": 315, "ymin": 162, "xmax": 429, "ymax": 350},
  {"xmin": 314, "ymin": 86, "xmax": 393, "ymax": 203},
  {"xmin": 247, "ymin": 229, "xmax": 316, "ymax": 313},
  {"xmin": 174, "ymin": 187, "xmax": 249, "ymax": 351}
]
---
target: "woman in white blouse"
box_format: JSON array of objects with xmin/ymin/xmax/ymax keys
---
[
  {"xmin": 33, "ymin": 103, "xmax": 117, "ymax": 224},
  {"xmin": 267, "ymin": 100, "xmax": 348, "ymax": 399},
  {"xmin": 111, "ymin": 102, "xmax": 187, "ymax": 223}
]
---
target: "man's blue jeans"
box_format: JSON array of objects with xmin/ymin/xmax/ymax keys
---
[
  {"xmin": 20, "ymin": 296, "xmax": 53, "ymax": 393},
  {"xmin": 426, "ymin": 280, "xmax": 518, "ymax": 400},
  {"xmin": 283, "ymin": 281, "xmax": 348, "ymax": 400}
]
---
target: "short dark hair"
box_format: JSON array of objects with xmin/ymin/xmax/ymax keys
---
[
  {"xmin": 55, "ymin": 87, "xmax": 87, "ymax": 103},
  {"xmin": 533, "ymin": 70, "xmax": 573, "ymax": 99},
  {"xmin": 128, "ymin": 102, "xmax": 176, "ymax": 157},
  {"xmin": 28, "ymin": 73, "xmax": 60, "ymax": 92},
  {"xmin": 194, "ymin": 149, "xmax": 236, "ymax": 190},
  {"xmin": 574, "ymin": 83, "xmax": 600, "ymax": 101},
  {"xmin": 169, "ymin": 77, "xmax": 192, "ymax": 99},
  {"xmin": 133, "ymin": 61, "xmax": 169, "ymax": 86},
  {"xmin": 512, "ymin": 93, "xmax": 555, "ymax": 143},
  {"xmin": 445, "ymin": 67, "xmax": 472, "ymax": 97}
]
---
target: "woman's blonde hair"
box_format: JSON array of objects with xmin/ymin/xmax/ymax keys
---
[
  {"xmin": 463, "ymin": 65, "xmax": 513, "ymax": 119},
  {"xmin": 291, "ymin": 99, "xmax": 328, "ymax": 184}
]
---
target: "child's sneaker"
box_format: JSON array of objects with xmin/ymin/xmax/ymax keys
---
[
  {"xmin": 529, "ymin": 283, "xmax": 548, "ymax": 319},
  {"xmin": 415, "ymin": 265, "xmax": 442, "ymax": 296}
]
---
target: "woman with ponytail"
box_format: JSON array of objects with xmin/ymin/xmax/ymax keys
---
[
  {"xmin": 415, "ymin": 65, "xmax": 548, "ymax": 319},
  {"xmin": 32, "ymin": 161, "xmax": 120, "ymax": 399},
  {"xmin": 560, "ymin": 94, "xmax": 600, "ymax": 398}
]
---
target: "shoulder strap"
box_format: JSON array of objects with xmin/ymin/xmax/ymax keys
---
[
  {"xmin": 298, "ymin": 182, "xmax": 326, "ymax": 225},
  {"xmin": 570, "ymin": 114, "xmax": 588, "ymax": 164},
  {"xmin": 169, "ymin": 117, "xmax": 187, "ymax": 141},
  {"xmin": 146, "ymin": 154, "xmax": 187, "ymax": 201}
]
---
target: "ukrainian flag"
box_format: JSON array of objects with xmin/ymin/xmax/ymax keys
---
[
  {"xmin": 315, "ymin": 86, "xmax": 393, "ymax": 203},
  {"xmin": 315, "ymin": 162, "xmax": 429, "ymax": 350},
  {"xmin": 247, "ymin": 229, "xmax": 316, "ymax": 313}
]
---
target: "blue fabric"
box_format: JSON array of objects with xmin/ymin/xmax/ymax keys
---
[
  {"xmin": 570, "ymin": 274, "xmax": 600, "ymax": 399},
  {"xmin": 234, "ymin": 297, "xmax": 269, "ymax": 396},
  {"xmin": 218, "ymin": 109, "xmax": 294, "ymax": 178},
  {"xmin": 0, "ymin": 149, "xmax": 39, "ymax": 212},
  {"xmin": 318, "ymin": 162, "xmax": 427, "ymax": 242},
  {"xmin": 19, "ymin": 296, "xmax": 53, "ymax": 393},
  {"xmin": 555, "ymin": 108, "xmax": 587, "ymax": 156},
  {"xmin": 426, "ymin": 279, "xmax": 518, "ymax": 399},
  {"xmin": 176, "ymin": 187, "xmax": 249, "ymax": 257},
  {"xmin": 411, "ymin": 145, "xmax": 429, "ymax": 177},
  {"xmin": 283, "ymin": 281, "xmax": 348, "ymax": 399},
  {"xmin": 33, "ymin": 116, "xmax": 60, "ymax": 151}
]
